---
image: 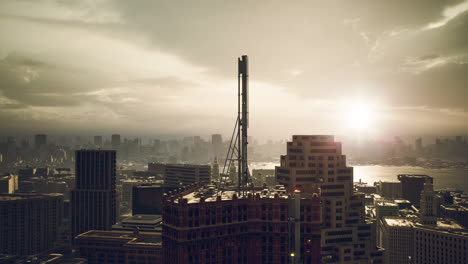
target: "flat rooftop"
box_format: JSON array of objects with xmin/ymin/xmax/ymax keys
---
[
  {"xmin": 175, "ymin": 185, "xmax": 295, "ymax": 204},
  {"xmin": 0, "ymin": 193, "xmax": 63, "ymax": 201},
  {"xmin": 384, "ymin": 217, "xmax": 414, "ymax": 227},
  {"xmin": 122, "ymin": 214, "xmax": 162, "ymax": 224},
  {"xmin": 77, "ymin": 230, "xmax": 162, "ymax": 244}
]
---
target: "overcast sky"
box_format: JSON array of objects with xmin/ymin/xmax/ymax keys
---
[{"xmin": 0, "ymin": 0, "xmax": 467, "ymax": 140}]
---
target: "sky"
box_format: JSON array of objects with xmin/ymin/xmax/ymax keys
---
[{"xmin": 0, "ymin": 0, "xmax": 467, "ymax": 140}]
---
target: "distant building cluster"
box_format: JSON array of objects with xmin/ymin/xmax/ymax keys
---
[
  {"xmin": 357, "ymin": 175, "xmax": 468, "ymax": 264},
  {"xmin": 0, "ymin": 134, "xmax": 467, "ymax": 263}
]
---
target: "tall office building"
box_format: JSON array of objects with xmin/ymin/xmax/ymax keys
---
[
  {"xmin": 163, "ymin": 184, "xmax": 322, "ymax": 264},
  {"xmin": 375, "ymin": 181, "xmax": 402, "ymax": 199},
  {"xmin": 111, "ymin": 134, "xmax": 121, "ymax": 150},
  {"xmin": 71, "ymin": 150, "xmax": 117, "ymax": 240},
  {"xmin": 211, "ymin": 134, "xmax": 223, "ymax": 157},
  {"xmin": 413, "ymin": 222, "xmax": 467, "ymax": 264},
  {"xmin": 0, "ymin": 193, "xmax": 63, "ymax": 255},
  {"xmin": 212, "ymin": 157, "xmax": 220, "ymax": 180},
  {"xmin": 132, "ymin": 184, "xmax": 175, "ymax": 215},
  {"xmin": 0, "ymin": 173, "xmax": 18, "ymax": 193},
  {"xmin": 35, "ymin": 134, "xmax": 47, "ymax": 149},
  {"xmin": 420, "ymin": 182, "xmax": 437, "ymax": 225},
  {"xmin": 94, "ymin": 136, "xmax": 103, "ymax": 147},
  {"xmin": 275, "ymin": 135, "xmax": 384, "ymax": 263},
  {"xmin": 398, "ymin": 174, "xmax": 433, "ymax": 207},
  {"xmin": 163, "ymin": 163, "xmax": 211, "ymax": 187},
  {"xmin": 380, "ymin": 218, "xmax": 414, "ymax": 264}
]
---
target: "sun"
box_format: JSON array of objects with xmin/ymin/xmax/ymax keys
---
[{"xmin": 345, "ymin": 103, "xmax": 375, "ymax": 130}]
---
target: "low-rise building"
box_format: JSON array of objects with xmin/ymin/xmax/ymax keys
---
[{"xmin": 75, "ymin": 230, "xmax": 162, "ymax": 264}]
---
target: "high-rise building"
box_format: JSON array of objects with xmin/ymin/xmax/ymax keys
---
[
  {"xmin": 212, "ymin": 157, "xmax": 220, "ymax": 180},
  {"xmin": 420, "ymin": 182, "xmax": 437, "ymax": 225},
  {"xmin": 75, "ymin": 230, "xmax": 162, "ymax": 264},
  {"xmin": 94, "ymin": 136, "xmax": 103, "ymax": 147},
  {"xmin": 35, "ymin": 134, "xmax": 47, "ymax": 149},
  {"xmin": 163, "ymin": 163, "xmax": 211, "ymax": 187},
  {"xmin": 275, "ymin": 135, "xmax": 384, "ymax": 263},
  {"xmin": 0, "ymin": 173, "xmax": 18, "ymax": 193},
  {"xmin": 133, "ymin": 184, "xmax": 176, "ymax": 215},
  {"xmin": 71, "ymin": 150, "xmax": 116, "ymax": 240},
  {"xmin": 111, "ymin": 134, "xmax": 121, "ymax": 150},
  {"xmin": 380, "ymin": 217, "xmax": 414, "ymax": 264},
  {"xmin": 163, "ymin": 184, "xmax": 322, "ymax": 264},
  {"xmin": 413, "ymin": 222, "xmax": 467, "ymax": 264},
  {"xmin": 211, "ymin": 134, "xmax": 223, "ymax": 157},
  {"xmin": 0, "ymin": 193, "xmax": 63, "ymax": 255},
  {"xmin": 375, "ymin": 181, "xmax": 402, "ymax": 199},
  {"xmin": 398, "ymin": 174, "xmax": 433, "ymax": 207},
  {"xmin": 415, "ymin": 138, "xmax": 423, "ymax": 152}
]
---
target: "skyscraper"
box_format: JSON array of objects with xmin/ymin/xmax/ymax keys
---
[
  {"xmin": 275, "ymin": 135, "xmax": 384, "ymax": 263},
  {"xmin": 211, "ymin": 134, "xmax": 223, "ymax": 157},
  {"xmin": 111, "ymin": 134, "xmax": 121, "ymax": 151},
  {"xmin": 0, "ymin": 193, "xmax": 63, "ymax": 255},
  {"xmin": 71, "ymin": 150, "xmax": 116, "ymax": 240},
  {"xmin": 94, "ymin": 136, "xmax": 103, "ymax": 147},
  {"xmin": 398, "ymin": 174, "xmax": 433, "ymax": 207},
  {"xmin": 35, "ymin": 134, "xmax": 47, "ymax": 149}
]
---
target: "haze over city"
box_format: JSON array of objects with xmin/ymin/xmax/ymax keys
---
[{"xmin": 1, "ymin": 0, "xmax": 468, "ymax": 139}]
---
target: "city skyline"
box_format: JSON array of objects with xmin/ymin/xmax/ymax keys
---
[{"xmin": 1, "ymin": 0, "xmax": 468, "ymax": 139}]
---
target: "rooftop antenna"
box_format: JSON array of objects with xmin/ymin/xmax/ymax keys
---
[{"xmin": 221, "ymin": 55, "xmax": 251, "ymax": 194}]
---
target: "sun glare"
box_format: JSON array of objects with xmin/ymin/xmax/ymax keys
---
[{"xmin": 345, "ymin": 103, "xmax": 375, "ymax": 130}]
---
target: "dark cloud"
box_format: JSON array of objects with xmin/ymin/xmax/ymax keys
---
[{"xmin": 0, "ymin": 0, "xmax": 467, "ymax": 136}]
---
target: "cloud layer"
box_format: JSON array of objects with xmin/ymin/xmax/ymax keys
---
[{"xmin": 0, "ymin": 0, "xmax": 467, "ymax": 138}]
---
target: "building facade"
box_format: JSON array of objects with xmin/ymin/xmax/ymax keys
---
[
  {"xmin": 0, "ymin": 193, "xmax": 63, "ymax": 255},
  {"xmin": 413, "ymin": 223, "xmax": 467, "ymax": 264},
  {"xmin": 75, "ymin": 230, "xmax": 162, "ymax": 264},
  {"xmin": 398, "ymin": 174, "xmax": 433, "ymax": 207},
  {"xmin": 163, "ymin": 163, "xmax": 211, "ymax": 187},
  {"xmin": 275, "ymin": 135, "xmax": 384, "ymax": 263},
  {"xmin": 380, "ymin": 217, "xmax": 414, "ymax": 264},
  {"xmin": 71, "ymin": 150, "xmax": 116, "ymax": 240},
  {"xmin": 375, "ymin": 181, "xmax": 402, "ymax": 199},
  {"xmin": 162, "ymin": 184, "xmax": 322, "ymax": 264}
]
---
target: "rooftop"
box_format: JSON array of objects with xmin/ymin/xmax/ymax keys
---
[
  {"xmin": 168, "ymin": 185, "xmax": 318, "ymax": 204},
  {"xmin": 0, "ymin": 193, "xmax": 63, "ymax": 201},
  {"xmin": 384, "ymin": 217, "xmax": 414, "ymax": 227},
  {"xmin": 76, "ymin": 230, "xmax": 162, "ymax": 244}
]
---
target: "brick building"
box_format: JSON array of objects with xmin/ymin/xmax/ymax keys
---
[{"xmin": 162, "ymin": 184, "xmax": 321, "ymax": 264}]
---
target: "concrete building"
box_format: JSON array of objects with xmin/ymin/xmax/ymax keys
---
[
  {"xmin": 440, "ymin": 204, "xmax": 468, "ymax": 228},
  {"xmin": 275, "ymin": 135, "xmax": 384, "ymax": 263},
  {"xmin": 111, "ymin": 134, "xmax": 121, "ymax": 151},
  {"xmin": 34, "ymin": 134, "xmax": 47, "ymax": 149},
  {"xmin": 398, "ymin": 174, "xmax": 433, "ymax": 207},
  {"xmin": 163, "ymin": 163, "xmax": 211, "ymax": 187},
  {"xmin": 75, "ymin": 230, "xmax": 162, "ymax": 264},
  {"xmin": 413, "ymin": 221, "xmax": 467, "ymax": 264},
  {"xmin": 163, "ymin": 184, "xmax": 322, "ymax": 264},
  {"xmin": 211, "ymin": 134, "xmax": 223, "ymax": 157},
  {"xmin": 375, "ymin": 181, "xmax": 402, "ymax": 199},
  {"xmin": 420, "ymin": 182, "xmax": 437, "ymax": 225},
  {"xmin": 0, "ymin": 173, "xmax": 18, "ymax": 193},
  {"xmin": 93, "ymin": 136, "xmax": 103, "ymax": 147},
  {"xmin": 380, "ymin": 218, "xmax": 414, "ymax": 264},
  {"xmin": 71, "ymin": 150, "xmax": 116, "ymax": 240},
  {"xmin": 252, "ymin": 169, "xmax": 276, "ymax": 186},
  {"xmin": 212, "ymin": 157, "xmax": 220, "ymax": 180},
  {"xmin": 132, "ymin": 184, "xmax": 175, "ymax": 215},
  {"xmin": 112, "ymin": 215, "xmax": 162, "ymax": 233},
  {"xmin": 0, "ymin": 193, "xmax": 63, "ymax": 255}
]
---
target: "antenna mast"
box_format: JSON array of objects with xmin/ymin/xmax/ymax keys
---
[{"xmin": 221, "ymin": 55, "xmax": 251, "ymax": 193}]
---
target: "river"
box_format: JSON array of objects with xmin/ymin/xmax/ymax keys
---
[{"xmin": 250, "ymin": 162, "xmax": 468, "ymax": 192}]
